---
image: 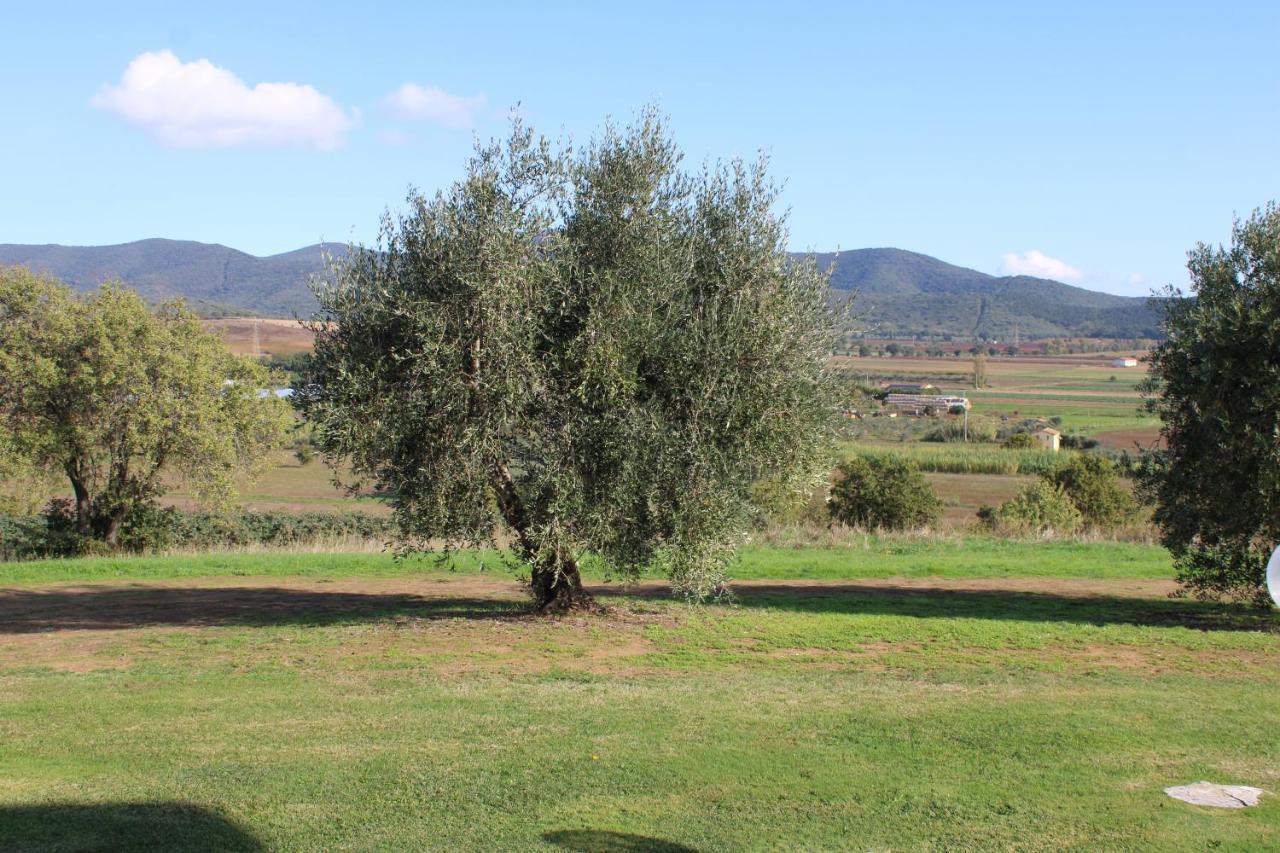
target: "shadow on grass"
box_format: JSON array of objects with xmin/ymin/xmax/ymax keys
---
[
  {"xmin": 544, "ymin": 829, "xmax": 698, "ymax": 852},
  {"xmin": 0, "ymin": 802, "xmax": 260, "ymax": 852},
  {"xmin": 0, "ymin": 586, "xmax": 523, "ymax": 634},
  {"xmin": 597, "ymin": 584, "xmax": 1277, "ymax": 633}
]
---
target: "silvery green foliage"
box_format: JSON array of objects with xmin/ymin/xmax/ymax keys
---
[{"xmin": 300, "ymin": 111, "xmax": 836, "ymax": 604}]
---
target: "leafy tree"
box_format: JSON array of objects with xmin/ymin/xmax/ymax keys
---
[
  {"xmin": 1140, "ymin": 203, "xmax": 1280, "ymax": 603},
  {"xmin": 0, "ymin": 268, "xmax": 292, "ymax": 545},
  {"xmin": 298, "ymin": 113, "xmax": 835, "ymax": 610},
  {"xmin": 1043, "ymin": 453, "xmax": 1133, "ymax": 528},
  {"xmin": 828, "ymin": 455, "xmax": 942, "ymax": 530}
]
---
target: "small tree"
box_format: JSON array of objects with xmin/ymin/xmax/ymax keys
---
[
  {"xmin": 299, "ymin": 113, "xmax": 835, "ymax": 609},
  {"xmin": 1140, "ymin": 203, "xmax": 1280, "ymax": 603},
  {"xmin": 0, "ymin": 268, "xmax": 292, "ymax": 545},
  {"xmin": 828, "ymin": 455, "xmax": 942, "ymax": 530},
  {"xmin": 1043, "ymin": 453, "xmax": 1133, "ymax": 529},
  {"xmin": 972, "ymin": 351, "xmax": 987, "ymax": 388}
]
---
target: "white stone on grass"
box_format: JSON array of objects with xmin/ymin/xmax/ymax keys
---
[{"xmin": 1164, "ymin": 781, "xmax": 1266, "ymax": 808}]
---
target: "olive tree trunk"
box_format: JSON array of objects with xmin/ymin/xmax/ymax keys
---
[{"xmin": 490, "ymin": 461, "xmax": 593, "ymax": 612}]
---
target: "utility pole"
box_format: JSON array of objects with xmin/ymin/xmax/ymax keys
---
[{"xmin": 252, "ymin": 319, "xmax": 261, "ymax": 359}]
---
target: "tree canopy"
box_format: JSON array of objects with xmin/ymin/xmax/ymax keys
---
[
  {"xmin": 299, "ymin": 112, "xmax": 836, "ymax": 609},
  {"xmin": 0, "ymin": 267, "xmax": 292, "ymax": 545},
  {"xmin": 1140, "ymin": 202, "xmax": 1280, "ymax": 604}
]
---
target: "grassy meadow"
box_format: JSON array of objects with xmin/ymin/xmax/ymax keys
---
[{"xmin": 2, "ymin": 542, "xmax": 1277, "ymax": 850}]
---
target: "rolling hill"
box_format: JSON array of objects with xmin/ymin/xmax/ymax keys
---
[
  {"xmin": 0, "ymin": 239, "xmax": 1161, "ymax": 339},
  {"xmin": 815, "ymin": 249, "xmax": 1160, "ymax": 340}
]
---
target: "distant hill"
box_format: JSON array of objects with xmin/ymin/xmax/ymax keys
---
[
  {"xmin": 814, "ymin": 248, "xmax": 1160, "ymax": 340},
  {"xmin": 0, "ymin": 239, "xmax": 345, "ymax": 317},
  {"xmin": 0, "ymin": 240, "xmax": 1160, "ymax": 339}
]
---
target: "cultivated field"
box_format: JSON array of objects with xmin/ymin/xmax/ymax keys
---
[
  {"xmin": 832, "ymin": 352, "xmax": 1161, "ymax": 449},
  {"xmin": 2, "ymin": 541, "xmax": 1276, "ymax": 850}
]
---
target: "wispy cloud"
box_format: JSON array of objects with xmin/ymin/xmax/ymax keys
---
[
  {"xmin": 999, "ymin": 250, "xmax": 1083, "ymax": 282},
  {"xmin": 381, "ymin": 83, "xmax": 486, "ymax": 129},
  {"xmin": 93, "ymin": 50, "xmax": 357, "ymax": 150}
]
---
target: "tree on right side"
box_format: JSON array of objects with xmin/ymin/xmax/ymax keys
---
[{"xmin": 1140, "ymin": 202, "xmax": 1280, "ymax": 605}]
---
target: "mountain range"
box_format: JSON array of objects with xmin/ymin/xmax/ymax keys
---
[{"xmin": 0, "ymin": 239, "xmax": 1161, "ymax": 339}]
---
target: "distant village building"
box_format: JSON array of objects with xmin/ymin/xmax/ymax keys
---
[
  {"xmin": 1111, "ymin": 357, "xmax": 1139, "ymax": 368},
  {"xmin": 1031, "ymin": 427, "xmax": 1061, "ymax": 452}
]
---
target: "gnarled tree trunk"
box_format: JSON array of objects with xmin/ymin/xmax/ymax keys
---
[{"xmin": 490, "ymin": 460, "xmax": 594, "ymax": 612}]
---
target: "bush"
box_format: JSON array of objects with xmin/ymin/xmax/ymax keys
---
[
  {"xmin": 828, "ymin": 456, "xmax": 942, "ymax": 530},
  {"xmin": 1043, "ymin": 454, "xmax": 1133, "ymax": 528},
  {"xmin": 987, "ymin": 480, "xmax": 1083, "ymax": 535},
  {"xmin": 1002, "ymin": 432, "xmax": 1038, "ymax": 449}
]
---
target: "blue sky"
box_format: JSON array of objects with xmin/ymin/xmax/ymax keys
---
[{"xmin": 1, "ymin": 1, "xmax": 1276, "ymax": 296}]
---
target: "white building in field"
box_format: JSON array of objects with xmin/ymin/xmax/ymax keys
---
[{"xmin": 1111, "ymin": 357, "xmax": 1139, "ymax": 368}]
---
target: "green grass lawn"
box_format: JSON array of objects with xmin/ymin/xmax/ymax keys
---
[
  {"xmin": 2, "ymin": 543, "xmax": 1277, "ymax": 850},
  {"xmin": 0, "ymin": 537, "xmax": 1173, "ymax": 586}
]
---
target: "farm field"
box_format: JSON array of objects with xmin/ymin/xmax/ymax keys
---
[
  {"xmin": 2, "ymin": 543, "xmax": 1276, "ymax": 851},
  {"xmin": 832, "ymin": 352, "xmax": 1161, "ymax": 448}
]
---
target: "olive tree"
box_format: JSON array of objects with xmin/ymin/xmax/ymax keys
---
[
  {"xmin": 0, "ymin": 267, "xmax": 292, "ymax": 545},
  {"xmin": 1140, "ymin": 203, "xmax": 1280, "ymax": 604},
  {"xmin": 299, "ymin": 113, "xmax": 835, "ymax": 610}
]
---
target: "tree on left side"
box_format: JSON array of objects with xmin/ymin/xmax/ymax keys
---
[{"xmin": 0, "ymin": 267, "xmax": 292, "ymax": 548}]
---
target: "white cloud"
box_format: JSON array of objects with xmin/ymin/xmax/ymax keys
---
[
  {"xmin": 381, "ymin": 83, "xmax": 485, "ymax": 129},
  {"xmin": 93, "ymin": 50, "xmax": 357, "ymax": 150},
  {"xmin": 1128, "ymin": 272, "xmax": 1146, "ymax": 286},
  {"xmin": 999, "ymin": 250, "xmax": 1083, "ymax": 282}
]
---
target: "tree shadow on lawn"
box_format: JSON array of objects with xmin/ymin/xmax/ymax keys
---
[
  {"xmin": 544, "ymin": 829, "xmax": 698, "ymax": 852},
  {"xmin": 0, "ymin": 586, "xmax": 524, "ymax": 634},
  {"xmin": 599, "ymin": 584, "xmax": 1277, "ymax": 633},
  {"xmin": 0, "ymin": 802, "xmax": 261, "ymax": 852}
]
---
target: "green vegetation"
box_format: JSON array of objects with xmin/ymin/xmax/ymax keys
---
[
  {"xmin": 843, "ymin": 442, "xmax": 1063, "ymax": 476},
  {"xmin": 983, "ymin": 480, "xmax": 1083, "ymax": 535},
  {"xmin": 828, "ymin": 455, "xmax": 941, "ymax": 530},
  {"xmin": 303, "ymin": 112, "xmax": 832, "ymax": 608},
  {"xmin": 0, "ymin": 508, "xmax": 395, "ymax": 562},
  {"xmin": 1142, "ymin": 202, "xmax": 1280, "ymax": 605},
  {"xmin": 0, "ymin": 268, "xmax": 292, "ymax": 547},
  {"xmin": 1045, "ymin": 454, "xmax": 1135, "ymax": 529}
]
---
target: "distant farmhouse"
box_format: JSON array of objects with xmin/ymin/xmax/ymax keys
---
[
  {"xmin": 1031, "ymin": 426, "xmax": 1061, "ymax": 452},
  {"xmin": 1111, "ymin": 357, "xmax": 1139, "ymax": 368}
]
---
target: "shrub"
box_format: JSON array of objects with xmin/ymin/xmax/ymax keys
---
[
  {"xmin": 0, "ymin": 504, "xmax": 398, "ymax": 561},
  {"xmin": 1043, "ymin": 454, "xmax": 1133, "ymax": 528},
  {"xmin": 1003, "ymin": 432, "xmax": 1038, "ymax": 450},
  {"xmin": 828, "ymin": 456, "xmax": 942, "ymax": 530},
  {"xmin": 988, "ymin": 480, "xmax": 1083, "ymax": 535}
]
